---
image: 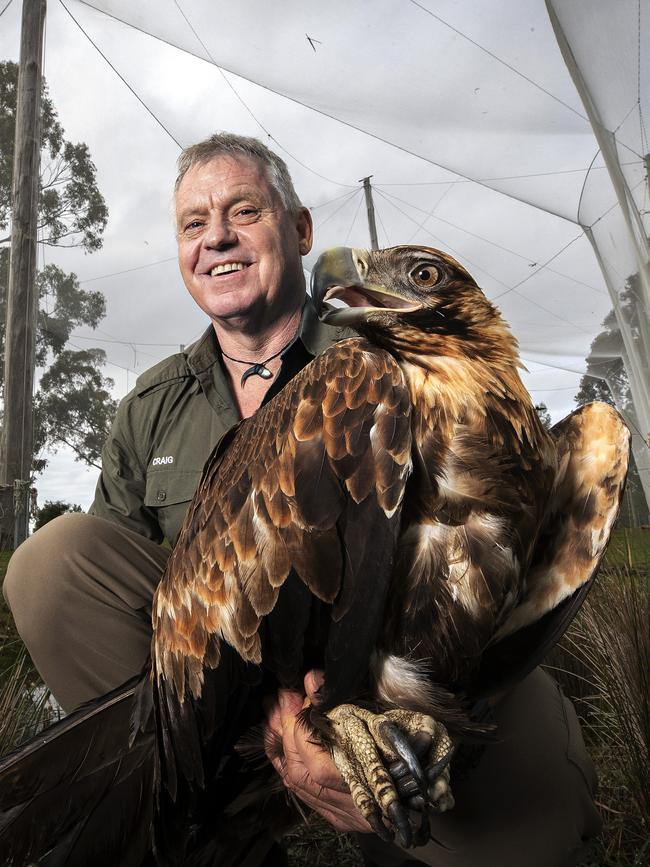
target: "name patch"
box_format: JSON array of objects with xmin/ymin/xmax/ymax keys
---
[{"xmin": 152, "ymin": 456, "xmax": 174, "ymax": 466}]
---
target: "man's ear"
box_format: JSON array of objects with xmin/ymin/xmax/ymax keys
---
[{"xmin": 296, "ymin": 207, "xmax": 313, "ymax": 256}]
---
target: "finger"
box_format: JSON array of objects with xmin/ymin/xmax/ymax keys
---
[
  {"xmin": 278, "ymin": 688, "xmax": 305, "ymax": 723},
  {"xmin": 291, "ymin": 726, "xmax": 349, "ymax": 792},
  {"xmin": 304, "ymin": 669, "xmax": 325, "ymax": 701}
]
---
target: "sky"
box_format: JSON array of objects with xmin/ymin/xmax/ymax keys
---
[{"xmin": 0, "ymin": 0, "xmax": 645, "ymax": 510}]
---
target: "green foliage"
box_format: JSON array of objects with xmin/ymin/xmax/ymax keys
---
[
  {"xmin": 0, "ymin": 251, "xmax": 107, "ymax": 383},
  {"xmin": 33, "ymin": 499, "xmax": 82, "ymax": 531},
  {"xmin": 36, "ymin": 264, "xmax": 106, "ymax": 360},
  {"xmin": 0, "ymin": 60, "xmax": 107, "ymax": 251},
  {"xmin": 33, "ymin": 349, "xmax": 117, "ymax": 470},
  {"xmin": 0, "ymin": 60, "xmax": 114, "ymax": 475}
]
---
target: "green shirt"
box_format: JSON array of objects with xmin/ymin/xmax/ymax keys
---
[{"xmin": 90, "ymin": 298, "xmax": 350, "ymax": 545}]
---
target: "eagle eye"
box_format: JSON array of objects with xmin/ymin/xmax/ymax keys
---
[{"xmin": 410, "ymin": 263, "xmax": 439, "ymax": 288}]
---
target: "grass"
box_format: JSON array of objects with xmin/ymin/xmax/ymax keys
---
[
  {"xmin": 546, "ymin": 560, "xmax": 649, "ymax": 867},
  {"xmin": 600, "ymin": 528, "xmax": 650, "ymax": 569},
  {"xmin": 0, "ymin": 528, "xmax": 648, "ymax": 865}
]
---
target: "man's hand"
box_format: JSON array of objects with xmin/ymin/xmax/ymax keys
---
[{"xmin": 263, "ymin": 671, "xmax": 372, "ymax": 833}]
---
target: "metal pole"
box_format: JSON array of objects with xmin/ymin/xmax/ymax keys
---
[
  {"xmin": 0, "ymin": 0, "xmax": 47, "ymax": 547},
  {"xmin": 360, "ymin": 176, "xmax": 379, "ymax": 251}
]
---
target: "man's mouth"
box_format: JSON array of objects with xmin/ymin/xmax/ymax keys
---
[{"xmin": 209, "ymin": 262, "xmax": 249, "ymax": 276}]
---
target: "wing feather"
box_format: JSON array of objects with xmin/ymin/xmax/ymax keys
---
[
  {"xmin": 152, "ymin": 338, "xmax": 412, "ymax": 699},
  {"xmin": 494, "ymin": 401, "xmax": 630, "ymax": 640}
]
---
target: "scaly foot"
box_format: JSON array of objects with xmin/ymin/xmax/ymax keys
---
[{"xmin": 325, "ymin": 704, "xmax": 454, "ymax": 847}]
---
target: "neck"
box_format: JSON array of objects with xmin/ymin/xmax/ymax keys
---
[{"xmin": 213, "ymin": 306, "xmax": 302, "ymax": 362}]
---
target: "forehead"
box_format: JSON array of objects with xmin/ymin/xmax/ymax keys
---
[{"xmin": 175, "ymin": 154, "xmax": 276, "ymax": 212}]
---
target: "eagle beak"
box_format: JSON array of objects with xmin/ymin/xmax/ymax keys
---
[{"xmin": 311, "ymin": 246, "xmax": 422, "ymax": 325}]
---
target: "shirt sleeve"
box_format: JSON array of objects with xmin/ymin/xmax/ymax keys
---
[{"xmin": 89, "ymin": 393, "xmax": 164, "ymax": 543}]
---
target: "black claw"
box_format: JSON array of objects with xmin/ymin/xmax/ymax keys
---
[
  {"xmin": 425, "ymin": 744, "xmax": 456, "ymax": 784},
  {"xmin": 395, "ymin": 775, "xmax": 420, "ymax": 799},
  {"xmin": 389, "ymin": 760, "xmax": 409, "ymax": 781},
  {"xmin": 368, "ymin": 812, "xmax": 393, "ymax": 844},
  {"xmin": 380, "ymin": 722, "xmax": 428, "ymax": 798},
  {"xmin": 409, "ymin": 731, "xmax": 433, "ymax": 757},
  {"xmin": 411, "ymin": 806, "xmax": 431, "ymax": 847},
  {"xmin": 406, "ymin": 794, "xmax": 425, "ymax": 811},
  {"xmin": 387, "ymin": 801, "xmax": 413, "ymax": 849}
]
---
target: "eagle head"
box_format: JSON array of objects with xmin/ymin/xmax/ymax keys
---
[{"xmin": 311, "ymin": 245, "xmax": 516, "ymax": 364}]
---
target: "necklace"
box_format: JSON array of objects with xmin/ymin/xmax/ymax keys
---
[{"xmin": 221, "ymin": 336, "xmax": 295, "ymax": 387}]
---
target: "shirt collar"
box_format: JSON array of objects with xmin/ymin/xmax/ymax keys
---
[{"xmin": 185, "ymin": 294, "xmax": 353, "ymax": 375}]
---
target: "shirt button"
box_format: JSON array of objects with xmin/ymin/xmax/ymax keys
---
[{"xmin": 157, "ymin": 490, "xmax": 166, "ymax": 502}]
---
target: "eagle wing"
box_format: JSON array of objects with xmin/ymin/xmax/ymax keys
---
[
  {"xmin": 153, "ymin": 338, "xmax": 412, "ymax": 700},
  {"xmin": 475, "ymin": 401, "xmax": 630, "ymax": 696}
]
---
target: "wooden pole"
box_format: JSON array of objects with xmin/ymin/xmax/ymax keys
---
[
  {"xmin": 0, "ymin": 0, "xmax": 47, "ymax": 548},
  {"xmin": 360, "ymin": 176, "xmax": 379, "ymax": 251}
]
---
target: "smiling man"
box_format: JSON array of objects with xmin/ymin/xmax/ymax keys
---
[
  {"xmin": 173, "ymin": 142, "xmax": 315, "ymax": 419},
  {"xmin": 3, "ymin": 134, "xmax": 601, "ymax": 867}
]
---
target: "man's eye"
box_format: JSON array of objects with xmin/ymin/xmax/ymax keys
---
[
  {"xmin": 233, "ymin": 207, "xmax": 260, "ymax": 222},
  {"xmin": 184, "ymin": 220, "xmax": 203, "ymax": 232}
]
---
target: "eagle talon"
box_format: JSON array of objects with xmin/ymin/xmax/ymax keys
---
[
  {"xmin": 326, "ymin": 703, "xmax": 454, "ymax": 846},
  {"xmin": 411, "ymin": 805, "xmax": 431, "ymax": 847},
  {"xmin": 387, "ymin": 801, "xmax": 413, "ymax": 848},
  {"xmin": 379, "ymin": 721, "xmax": 428, "ymax": 797},
  {"xmin": 367, "ymin": 813, "xmax": 393, "ymax": 844}
]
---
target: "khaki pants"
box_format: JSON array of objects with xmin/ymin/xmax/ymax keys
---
[{"xmin": 3, "ymin": 513, "xmax": 601, "ymax": 865}]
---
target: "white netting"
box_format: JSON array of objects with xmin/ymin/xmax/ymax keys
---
[
  {"xmin": 0, "ymin": 0, "xmax": 647, "ymax": 515},
  {"xmin": 547, "ymin": 0, "xmax": 650, "ymax": 511}
]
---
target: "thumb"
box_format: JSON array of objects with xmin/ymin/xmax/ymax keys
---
[
  {"xmin": 278, "ymin": 687, "xmax": 304, "ymax": 717},
  {"xmin": 304, "ymin": 669, "xmax": 325, "ymax": 703}
]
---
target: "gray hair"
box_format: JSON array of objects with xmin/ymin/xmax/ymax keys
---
[{"xmin": 175, "ymin": 133, "xmax": 303, "ymax": 215}]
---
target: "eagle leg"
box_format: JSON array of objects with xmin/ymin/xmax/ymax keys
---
[{"xmin": 325, "ymin": 704, "xmax": 454, "ymax": 848}]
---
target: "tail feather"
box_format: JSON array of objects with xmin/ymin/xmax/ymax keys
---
[{"xmin": 0, "ymin": 674, "xmax": 155, "ymax": 866}]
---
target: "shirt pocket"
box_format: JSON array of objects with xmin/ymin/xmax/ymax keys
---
[{"xmin": 145, "ymin": 468, "xmax": 203, "ymax": 545}]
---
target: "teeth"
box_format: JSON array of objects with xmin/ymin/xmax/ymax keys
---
[{"xmin": 210, "ymin": 262, "xmax": 246, "ymax": 276}]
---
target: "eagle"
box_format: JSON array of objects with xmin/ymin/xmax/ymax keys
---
[{"xmin": 0, "ymin": 245, "xmax": 629, "ymax": 865}]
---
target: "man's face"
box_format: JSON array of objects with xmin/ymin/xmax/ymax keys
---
[{"xmin": 175, "ymin": 155, "xmax": 312, "ymax": 326}]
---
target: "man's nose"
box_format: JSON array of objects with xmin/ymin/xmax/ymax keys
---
[{"xmin": 203, "ymin": 214, "xmax": 237, "ymax": 249}]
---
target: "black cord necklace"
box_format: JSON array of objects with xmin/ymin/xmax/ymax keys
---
[{"xmin": 221, "ymin": 337, "xmax": 294, "ymax": 387}]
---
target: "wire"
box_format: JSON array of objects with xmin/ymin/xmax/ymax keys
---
[
  {"xmin": 171, "ymin": 0, "xmax": 355, "ymax": 188},
  {"xmin": 0, "ymin": 0, "xmax": 14, "ymax": 19},
  {"xmin": 310, "ymin": 190, "xmax": 361, "ymax": 210},
  {"xmin": 67, "ymin": 339, "xmax": 137, "ymax": 377},
  {"xmin": 313, "ymin": 188, "xmax": 361, "ymax": 232},
  {"xmin": 375, "ymin": 162, "xmax": 640, "ymax": 186},
  {"xmin": 78, "ymin": 256, "xmax": 178, "ymax": 284},
  {"xmin": 374, "ymin": 202, "xmax": 392, "ymax": 247},
  {"xmin": 405, "ymin": 182, "xmax": 454, "ymax": 244},
  {"xmin": 530, "ymin": 385, "xmax": 584, "ymax": 392},
  {"xmin": 373, "ymin": 188, "xmax": 596, "ymax": 336},
  {"xmin": 408, "ymin": 0, "xmax": 587, "ymax": 122},
  {"xmin": 58, "ymin": 0, "xmax": 182, "ymax": 148},
  {"xmin": 491, "ymin": 232, "xmax": 585, "ymax": 300},
  {"xmin": 69, "ymin": 333, "xmax": 161, "ymax": 360},
  {"xmin": 373, "ymin": 188, "xmax": 512, "ymax": 291},
  {"xmin": 376, "ymin": 186, "xmax": 606, "ymax": 295},
  {"xmin": 344, "ymin": 192, "xmax": 364, "ymax": 245},
  {"xmin": 377, "ymin": 187, "xmax": 556, "ymax": 264},
  {"xmin": 637, "ymin": 0, "xmax": 649, "ymax": 157},
  {"xmin": 74, "ymin": 0, "xmax": 584, "ymax": 221}
]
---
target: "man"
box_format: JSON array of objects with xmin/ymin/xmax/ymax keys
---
[{"xmin": 3, "ymin": 134, "xmax": 601, "ymax": 866}]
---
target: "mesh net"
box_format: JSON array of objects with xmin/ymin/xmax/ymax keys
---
[{"xmin": 0, "ymin": 0, "xmax": 647, "ymax": 517}]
